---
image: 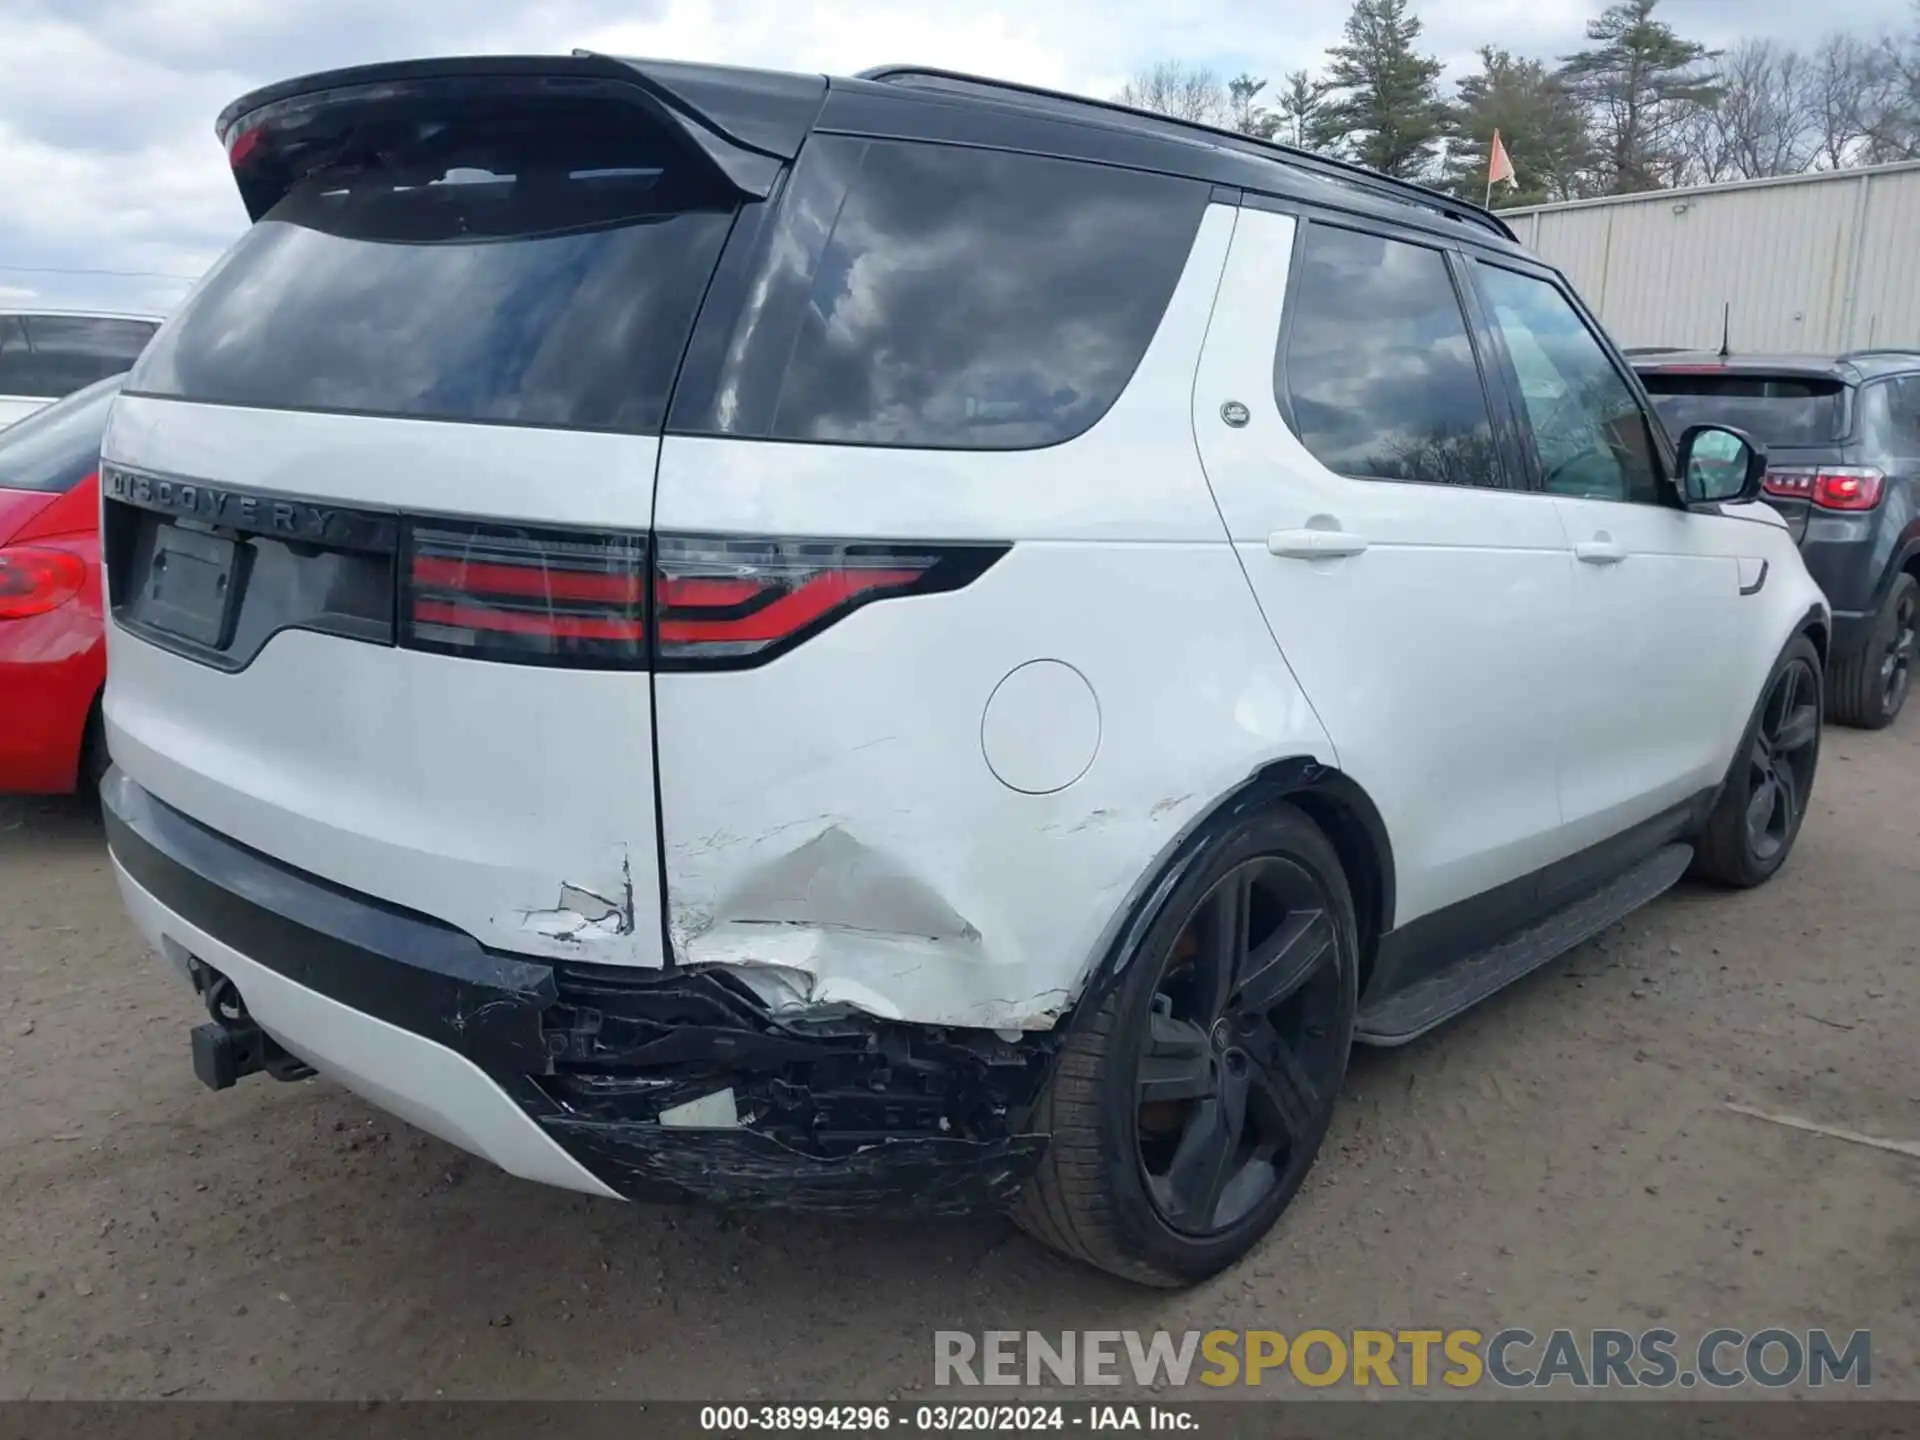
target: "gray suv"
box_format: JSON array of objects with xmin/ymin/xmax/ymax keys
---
[{"xmin": 1637, "ymin": 349, "xmax": 1920, "ymax": 728}]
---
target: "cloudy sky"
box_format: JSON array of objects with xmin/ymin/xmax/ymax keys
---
[{"xmin": 3, "ymin": 0, "xmax": 1910, "ymax": 316}]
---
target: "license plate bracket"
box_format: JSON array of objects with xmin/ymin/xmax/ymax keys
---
[{"xmin": 138, "ymin": 524, "xmax": 242, "ymax": 650}]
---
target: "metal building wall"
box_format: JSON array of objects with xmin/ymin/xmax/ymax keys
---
[{"xmin": 1501, "ymin": 162, "xmax": 1920, "ymax": 353}]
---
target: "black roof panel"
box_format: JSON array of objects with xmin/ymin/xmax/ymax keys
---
[{"xmin": 855, "ymin": 65, "xmax": 1518, "ymax": 245}]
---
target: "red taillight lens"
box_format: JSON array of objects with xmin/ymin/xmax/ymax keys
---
[
  {"xmin": 404, "ymin": 523, "xmax": 649, "ymax": 668},
  {"xmin": 653, "ymin": 538, "xmax": 945, "ymax": 667},
  {"xmin": 0, "ymin": 546, "xmax": 87, "ymax": 620},
  {"xmin": 1814, "ymin": 468, "xmax": 1884, "ymax": 511},
  {"xmin": 1763, "ymin": 466, "xmax": 1884, "ymax": 511},
  {"xmin": 401, "ymin": 524, "xmax": 1007, "ymax": 670}
]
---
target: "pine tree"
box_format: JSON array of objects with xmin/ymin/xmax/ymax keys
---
[
  {"xmin": 1442, "ymin": 48, "xmax": 1592, "ymax": 206},
  {"xmin": 1557, "ymin": 0, "xmax": 1722, "ymax": 193},
  {"xmin": 1227, "ymin": 75, "xmax": 1279, "ymax": 137},
  {"xmin": 1307, "ymin": 0, "xmax": 1448, "ymax": 179}
]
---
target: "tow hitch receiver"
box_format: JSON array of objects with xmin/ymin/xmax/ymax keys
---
[{"xmin": 187, "ymin": 958, "xmax": 315, "ymax": 1090}]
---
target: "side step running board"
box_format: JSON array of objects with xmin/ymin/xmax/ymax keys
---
[{"xmin": 1355, "ymin": 843, "xmax": 1693, "ymax": 1047}]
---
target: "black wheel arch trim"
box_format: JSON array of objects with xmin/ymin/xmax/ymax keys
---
[
  {"xmin": 1798, "ymin": 601, "xmax": 1831, "ymax": 666},
  {"xmin": 1876, "ymin": 532, "xmax": 1920, "ymax": 613},
  {"xmin": 1062, "ymin": 758, "xmax": 1393, "ymax": 1036}
]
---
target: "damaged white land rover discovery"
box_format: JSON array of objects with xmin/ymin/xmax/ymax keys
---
[{"xmin": 101, "ymin": 54, "xmax": 1827, "ymax": 1286}]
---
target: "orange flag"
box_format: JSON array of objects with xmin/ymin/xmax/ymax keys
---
[{"xmin": 1488, "ymin": 130, "xmax": 1516, "ymax": 188}]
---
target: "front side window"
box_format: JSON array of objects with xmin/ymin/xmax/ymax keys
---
[
  {"xmin": 1475, "ymin": 264, "xmax": 1663, "ymax": 505},
  {"xmin": 1278, "ymin": 224, "xmax": 1506, "ymax": 488}
]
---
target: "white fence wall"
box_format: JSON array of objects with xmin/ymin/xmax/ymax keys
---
[{"xmin": 1500, "ymin": 162, "xmax": 1920, "ymax": 354}]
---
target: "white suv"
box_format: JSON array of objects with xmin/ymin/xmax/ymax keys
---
[{"xmin": 100, "ymin": 56, "xmax": 1827, "ymax": 1286}]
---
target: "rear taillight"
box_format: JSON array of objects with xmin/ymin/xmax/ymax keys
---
[
  {"xmin": 401, "ymin": 524, "xmax": 1005, "ymax": 670},
  {"xmin": 1763, "ymin": 466, "xmax": 1884, "ymax": 511},
  {"xmin": 0, "ymin": 546, "xmax": 87, "ymax": 620},
  {"xmin": 404, "ymin": 523, "xmax": 649, "ymax": 668},
  {"xmin": 653, "ymin": 537, "xmax": 995, "ymax": 669}
]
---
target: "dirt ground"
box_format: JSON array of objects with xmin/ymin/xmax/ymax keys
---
[{"xmin": 0, "ymin": 711, "xmax": 1915, "ymax": 1403}]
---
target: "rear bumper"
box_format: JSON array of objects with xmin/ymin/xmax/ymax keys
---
[
  {"xmin": 0, "ymin": 612, "xmax": 102, "ymax": 794},
  {"xmin": 1797, "ymin": 518, "xmax": 1881, "ymax": 620},
  {"xmin": 1828, "ymin": 607, "xmax": 1876, "ymax": 659},
  {"xmin": 103, "ymin": 771, "xmax": 1053, "ymax": 1214}
]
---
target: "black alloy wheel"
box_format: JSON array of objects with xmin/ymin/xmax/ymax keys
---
[
  {"xmin": 1134, "ymin": 857, "xmax": 1348, "ymax": 1236},
  {"xmin": 1014, "ymin": 801, "xmax": 1358, "ymax": 1286},
  {"xmin": 1745, "ymin": 654, "xmax": 1822, "ymax": 864}
]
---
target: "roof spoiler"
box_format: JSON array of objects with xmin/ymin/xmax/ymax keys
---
[{"xmin": 215, "ymin": 53, "xmax": 827, "ymax": 220}]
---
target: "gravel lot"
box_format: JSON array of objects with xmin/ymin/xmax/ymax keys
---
[{"xmin": 1, "ymin": 711, "xmax": 1915, "ymax": 1402}]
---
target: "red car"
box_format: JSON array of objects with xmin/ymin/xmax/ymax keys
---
[{"xmin": 0, "ymin": 375, "xmax": 120, "ymax": 793}]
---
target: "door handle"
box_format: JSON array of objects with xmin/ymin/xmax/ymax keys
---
[
  {"xmin": 1267, "ymin": 528, "xmax": 1369, "ymax": 559},
  {"xmin": 1575, "ymin": 537, "xmax": 1628, "ymax": 565}
]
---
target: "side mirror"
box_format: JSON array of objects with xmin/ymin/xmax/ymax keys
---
[{"xmin": 1676, "ymin": 424, "xmax": 1767, "ymax": 506}]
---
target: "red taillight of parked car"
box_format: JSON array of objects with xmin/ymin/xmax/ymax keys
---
[
  {"xmin": 1762, "ymin": 466, "xmax": 1884, "ymax": 512},
  {"xmin": 0, "ymin": 545, "xmax": 88, "ymax": 620}
]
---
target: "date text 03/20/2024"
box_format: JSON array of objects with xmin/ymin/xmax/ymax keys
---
[{"xmin": 699, "ymin": 1405, "xmax": 1194, "ymax": 1432}]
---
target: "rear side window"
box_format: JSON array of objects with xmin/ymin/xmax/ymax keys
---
[
  {"xmin": 128, "ymin": 100, "xmax": 739, "ymax": 434},
  {"xmin": 1278, "ymin": 225, "xmax": 1504, "ymax": 487},
  {"xmin": 1640, "ymin": 372, "xmax": 1846, "ymax": 448},
  {"xmin": 0, "ymin": 318, "xmax": 32, "ymax": 396},
  {"xmin": 679, "ymin": 138, "xmax": 1207, "ymax": 450},
  {"xmin": 1880, "ymin": 376, "xmax": 1920, "ymax": 453},
  {"xmin": 0, "ymin": 377, "xmax": 120, "ymax": 492},
  {"xmin": 19, "ymin": 316, "xmax": 157, "ymax": 397}
]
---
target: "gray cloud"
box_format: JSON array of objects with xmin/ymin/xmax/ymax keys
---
[{"xmin": 1, "ymin": 0, "xmax": 1909, "ymax": 314}]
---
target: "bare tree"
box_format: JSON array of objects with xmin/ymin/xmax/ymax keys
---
[
  {"xmin": 1861, "ymin": 9, "xmax": 1920, "ymax": 160},
  {"xmin": 1116, "ymin": 62, "xmax": 1227, "ymax": 125},
  {"xmin": 1806, "ymin": 33, "xmax": 1880, "ymax": 168},
  {"xmin": 1692, "ymin": 39, "xmax": 1818, "ymax": 180}
]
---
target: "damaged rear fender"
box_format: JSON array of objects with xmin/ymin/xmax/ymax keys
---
[
  {"xmin": 1059, "ymin": 758, "xmax": 1395, "ymax": 1027},
  {"xmin": 670, "ymin": 758, "xmax": 1392, "ymax": 1036}
]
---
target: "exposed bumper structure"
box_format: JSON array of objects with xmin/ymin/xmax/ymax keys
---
[{"xmin": 103, "ymin": 772, "xmax": 1055, "ymax": 1214}]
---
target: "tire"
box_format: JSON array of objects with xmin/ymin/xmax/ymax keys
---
[
  {"xmin": 1827, "ymin": 573, "xmax": 1915, "ymax": 730},
  {"xmin": 1692, "ymin": 635, "xmax": 1822, "ymax": 889},
  {"xmin": 1014, "ymin": 801, "xmax": 1359, "ymax": 1287}
]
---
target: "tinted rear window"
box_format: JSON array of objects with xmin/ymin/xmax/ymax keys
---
[
  {"xmin": 0, "ymin": 375, "xmax": 120, "ymax": 492},
  {"xmin": 21, "ymin": 316, "xmax": 157, "ymax": 396},
  {"xmin": 128, "ymin": 101, "xmax": 738, "ymax": 434},
  {"xmin": 1641, "ymin": 373, "xmax": 1845, "ymax": 447},
  {"xmin": 677, "ymin": 138, "xmax": 1207, "ymax": 449},
  {"xmin": 0, "ymin": 318, "xmax": 32, "ymax": 396}
]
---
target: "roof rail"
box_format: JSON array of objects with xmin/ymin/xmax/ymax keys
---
[
  {"xmin": 1840, "ymin": 347, "xmax": 1920, "ymax": 362},
  {"xmin": 1622, "ymin": 346, "xmax": 1689, "ymax": 356},
  {"xmin": 855, "ymin": 64, "xmax": 1517, "ymax": 243}
]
